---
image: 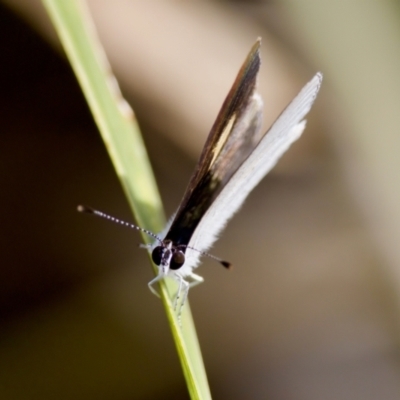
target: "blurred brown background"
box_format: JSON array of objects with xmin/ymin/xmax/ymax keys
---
[{"xmin": 1, "ymin": 0, "xmax": 400, "ymax": 399}]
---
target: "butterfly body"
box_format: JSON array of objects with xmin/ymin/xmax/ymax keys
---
[
  {"xmin": 79, "ymin": 39, "xmax": 322, "ymax": 322},
  {"xmin": 147, "ymin": 39, "xmax": 322, "ymax": 317}
]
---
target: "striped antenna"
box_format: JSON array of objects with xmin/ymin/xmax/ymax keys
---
[
  {"xmin": 77, "ymin": 205, "xmax": 162, "ymax": 244},
  {"xmin": 179, "ymin": 244, "xmax": 231, "ymax": 269}
]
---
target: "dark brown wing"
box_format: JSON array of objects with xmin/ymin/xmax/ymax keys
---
[{"xmin": 165, "ymin": 39, "xmax": 264, "ymax": 246}]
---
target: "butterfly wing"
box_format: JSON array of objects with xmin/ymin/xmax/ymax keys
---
[
  {"xmin": 181, "ymin": 72, "xmax": 323, "ymax": 274},
  {"xmin": 165, "ymin": 39, "xmax": 264, "ymax": 247}
]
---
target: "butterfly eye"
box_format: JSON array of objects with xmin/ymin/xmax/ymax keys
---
[
  {"xmin": 170, "ymin": 250, "xmax": 185, "ymax": 270},
  {"xmin": 151, "ymin": 246, "xmax": 163, "ymax": 266}
]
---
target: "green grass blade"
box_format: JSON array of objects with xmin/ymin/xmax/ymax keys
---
[{"xmin": 41, "ymin": 1, "xmax": 211, "ymax": 398}]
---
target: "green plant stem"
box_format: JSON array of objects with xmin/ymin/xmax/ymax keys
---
[{"xmin": 41, "ymin": 1, "xmax": 211, "ymax": 398}]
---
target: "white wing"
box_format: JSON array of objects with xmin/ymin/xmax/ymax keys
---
[{"xmin": 179, "ymin": 72, "xmax": 323, "ymax": 276}]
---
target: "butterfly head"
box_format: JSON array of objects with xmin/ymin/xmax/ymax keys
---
[{"xmin": 152, "ymin": 240, "xmax": 186, "ymax": 270}]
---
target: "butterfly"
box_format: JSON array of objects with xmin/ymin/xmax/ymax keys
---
[{"xmin": 79, "ymin": 38, "xmax": 322, "ymax": 321}]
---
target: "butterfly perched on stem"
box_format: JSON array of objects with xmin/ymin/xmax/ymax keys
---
[{"xmin": 79, "ymin": 38, "xmax": 322, "ymax": 322}]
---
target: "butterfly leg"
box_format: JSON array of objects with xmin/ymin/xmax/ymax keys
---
[
  {"xmin": 173, "ymin": 273, "xmax": 189, "ymax": 325},
  {"xmin": 139, "ymin": 243, "xmax": 152, "ymax": 251},
  {"xmin": 173, "ymin": 274, "xmax": 183, "ymax": 310},
  {"xmin": 148, "ymin": 267, "xmax": 167, "ymax": 298},
  {"xmin": 188, "ymin": 273, "xmax": 204, "ymax": 288}
]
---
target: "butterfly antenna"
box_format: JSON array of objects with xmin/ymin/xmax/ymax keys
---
[
  {"xmin": 77, "ymin": 205, "xmax": 162, "ymax": 244},
  {"xmin": 183, "ymin": 244, "xmax": 232, "ymax": 270}
]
